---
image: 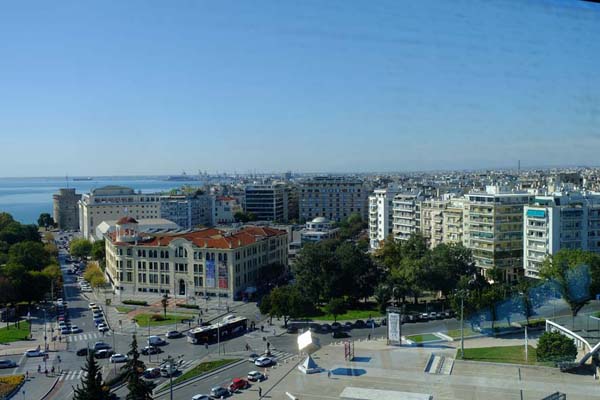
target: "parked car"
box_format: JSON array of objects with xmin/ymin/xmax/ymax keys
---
[
  {"xmin": 247, "ymin": 353, "xmax": 260, "ymax": 363},
  {"xmin": 321, "ymin": 324, "xmax": 332, "ymax": 332},
  {"xmin": 247, "ymin": 371, "xmax": 265, "ymax": 382},
  {"xmin": 70, "ymin": 325, "xmax": 81, "ymax": 334},
  {"xmin": 429, "ymin": 312, "xmax": 438, "ymax": 320},
  {"xmin": 228, "ymin": 378, "xmax": 249, "ymax": 392},
  {"xmin": 110, "ymin": 354, "xmax": 128, "ymax": 363},
  {"xmin": 88, "ymin": 303, "xmax": 97, "ymax": 310},
  {"xmin": 331, "ymin": 322, "xmax": 342, "ymax": 331},
  {"xmin": 332, "ymin": 331, "xmax": 350, "ymax": 339},
  {"xmin": 143, "ymin": 367, "xmax": 161, "ymax": 379},
  {"xmin": 191, "ymin": 395, "xmax": 210, "ymax": 400},
  {"xmin": 254, "ymin": 356, "xmax": 274, "ymax": 367},
  {"xmin": 354, "ymin": 320, "xmax": 366, "ymax": 328},
  {"xmin": 98, "ymin": 324, "xmax": 109, "ymax": 333},
  {"xmin": 344, "ymin": 321, "xmax": 354, "ymax": 330},
  {"xmin": 25, "ymin": 349, "xmax": 45, "ymax": 357},
  {"xmin": 419, "ymin": 313, "xmax": 429, "ymax": 322},
  {"xmin": 0, "ymin": 359, "xmax": 17, "ymax": 369},
  {"xmin": 141, "ymin": 346, "xmax": 162, "ymax": 355},
  {"xmin": 210, "ymin": 386, "xmax": 230, "ymax": 398},
  {"xmin": 60, "ymin": 326, "xmax": 71, "ymax": 335},
  {"xmin": 166, "ymin": 330, "xmax": 182, "ymax": 339},
  {"xmin": 366, "ymin": 319, "xmax": 376, "ymax": 328}
]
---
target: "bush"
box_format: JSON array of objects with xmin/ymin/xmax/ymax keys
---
[
  {"xmin": 122, "ymin": 300, "xmax": 148, "ymax": 306},
  {"xmin": 536, "ymin": 331, "xmax": 578, "ymax": 363},
  {"xmin": 150, "ymin": 314, "xmax": 165, "ymax": 322},
  {"xmin": 176, "ymin": 304, "xmax": 200, "ymax": 309},
  {"xmin": 0, "ymin": 374, "xmax": 25, "ymax": 398}
]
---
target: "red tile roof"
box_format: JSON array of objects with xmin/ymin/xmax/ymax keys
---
[
  {"xmin": 108, "ymin": 226, "xmax": 286, "ymax": 249},
  {"xmin": 216, "ymin": 196, "xmax": 237, "ymax": 201},
  {"xmin": 116, "ymin": 216, "xmax": 138, "ymax": 225}
]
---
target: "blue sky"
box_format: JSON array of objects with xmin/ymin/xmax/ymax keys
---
[{"xmin": 0, "ymin": 0, "xmax": 599, "ymax": 177}]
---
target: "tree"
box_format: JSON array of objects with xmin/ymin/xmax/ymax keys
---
[
  {"xmin": 160, "ymin": 295, "xmax": 169, "ymax": 319},
  {"xmin": 291, "ymin": 241, "xmax": 337, "ymax": 302},
  {"xmin": 337, "ymin": 213, "xmax": 366, "ymax": 240},
  {"xmin": 539, "ymin": 249, "xmax": 596, "ymax": 318},
  {"xmin": 234, "ymin": 211, "xmax": 257, "ymax": 223},
  {"xmin": 258, "ymin": 263, "xmax": 285, "ymax": 283},
  {"xmin": 260, "ymin": 285, "xmax": 314, "ymax": 327},
  {"xmin": 37, "ymin": 213, "xmax": 55, "ymax": 229},
  {"xmin": 335, "ymin": 242, "xmax": 379, "ymax": 303},
  {"xmin": 73, "ymin": 350, "xmax": 108, "ymax": 400},
  {"xmin": 91, "ymin": 240, "xmax": 106, "ymax": 262},
  {"xmin": 70, "ymin": 238, "xmax": 92, "ymax": 258},
  {"xmin": 122, "ymin": 335, "xmax": 152, "ymax": 400},
  {"xmin": 536, "ymin": 331, "xmax": 578, "ymax": 363},
  {"xmin": 428, "ymin": 243, "xmax": 475, "ymax": 297},
  {"xmin": 374, "ymin": 284, "xmax": 391, "ymax": 313},
  {"xmin": 8, "ymin": 241, "xmax": 51, "ymax": 271},
  {"xmin": 84, "ymin": 262, "xmax": 106, "ymax": 292},
  {"xmin": 325, "ymin": 298, "xmax": 347, "ymax": 322}
]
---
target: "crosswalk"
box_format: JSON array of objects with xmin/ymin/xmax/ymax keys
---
[
  {"xmin": 59, "ymin": 370, "xmax": 87, "ymax": 381},
  {"xmin": 267, "ymin": 349, "xmax": 296, "ymax": 363},
  {"xmin": 66, "ymin": 331, "xmax": 111, "ymax": 343}
]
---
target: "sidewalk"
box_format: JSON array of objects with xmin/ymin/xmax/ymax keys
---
[
  {"xmin": 18, "ymin": 371, "xmax": 60, "ymax": 400},
  {"xmin": 0, "ymin": 318, "xmax": 67, "ymax": 357}
]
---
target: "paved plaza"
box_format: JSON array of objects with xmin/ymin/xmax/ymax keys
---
[{"xmin": 225, "ymin": 337, "xmax": 600, "ymax": 400}]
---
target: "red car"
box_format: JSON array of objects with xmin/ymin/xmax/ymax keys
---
[{"xmin": 229, "ymin": 378, "xmax": 249, "ymax": 392}]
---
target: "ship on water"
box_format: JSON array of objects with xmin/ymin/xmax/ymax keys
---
[
  {"xmin": 165, "ymin": 171, "xmax": 201, "ymax": 181},
  {"xmin": 73, "ymin": 177, "xmax": 93, "ymax": 181}
]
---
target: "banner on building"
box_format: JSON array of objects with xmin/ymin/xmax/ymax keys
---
[
  {"xmin": 206, "ymin": 260, "xmax": 216, "ymax": 288},
  {"xmin": 218, "ymin": 262, "xmax": 229, "ymax": 289}
]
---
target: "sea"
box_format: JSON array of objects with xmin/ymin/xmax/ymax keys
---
[{"xmin": 0, "ymin": 177, "xmax": 206, "ymax": 225}]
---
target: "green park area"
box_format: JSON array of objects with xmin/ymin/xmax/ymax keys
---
[
  {"xmin": 310, "ymin": 303, "xmax": 384, "ymax": 321},
  {"xmin": 133, "ymin": 313, "xmax": 189, "ymax": 327},
  {"xmin": 0, "ymin": 321, "xmax": 31, "ymax": 343},
  {"xmin": 115, "ymin": 306, "xmax": 134, "ymax": 313},
  {"xmin": 460, "ymin": 345, "xmax": 539, "ymax": 365},
  {"xmin": 446, "ymin": 327, "xmax": 479, "ymax": 339},
  {"xmin": 171, "ymin": 359, "xmax": 239, "ymax": 386},
  {"xmin": 407, "ymin": 333, "xmax": 439, "ymax": 343}
]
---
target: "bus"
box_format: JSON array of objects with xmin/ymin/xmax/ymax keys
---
[{"xmin": 186, "ymin": 316, "xmax": 248, "ymax": 344}]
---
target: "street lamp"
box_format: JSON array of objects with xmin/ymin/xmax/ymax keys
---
[{"xmin": 455, "ymin": 289, "xmax": 468, "ymax": 360}]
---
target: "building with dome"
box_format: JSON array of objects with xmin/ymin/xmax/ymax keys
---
[{"xmin": 300, "ymin": 217, "xmax": 340, "ymax": 244}]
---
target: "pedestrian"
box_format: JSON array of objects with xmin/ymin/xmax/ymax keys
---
[
  {"xmin": 258, "ymin": 387, "xmax": 262, "ymax": 398},
  {"xmin": 205, "ymin": 343, "xmax": 209, "ymax": 350},
  {"xmin": 368, "ymin": 333, "xmax": 371, "ymax": 341},
  {"xmin": 37, "ymin": 365, "xmax": 41, "ymax": 373},
  {"xmin": 328, "ymin": 369, "xmax": 331, "ymax": 379},
  {"xmin": 25, "ymin": 371, "xmax": 29, "ymax": 380}
]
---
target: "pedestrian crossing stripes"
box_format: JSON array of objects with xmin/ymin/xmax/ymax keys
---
[
  {"xmin": 66, "ymin": 331, "xmax": 111, "ymax": 343},
  {"xmin": 268, "ymin": 349, "xmax": 295, "ymax": 363},
  {"xmin": 59, "ymin": 370, "xmax": 87, "ymax": 381}
]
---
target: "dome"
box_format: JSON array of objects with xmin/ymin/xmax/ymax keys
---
[
  {"xmin": 312, "ymin": 217, "xmax": 328, "ymax": 223},
  {"xmin": 116, "ymin": 216, "xmax": 138, "ymax": 225}
]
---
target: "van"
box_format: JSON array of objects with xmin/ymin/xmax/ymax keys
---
[{"xmin": 148, "ymin": 335, "xmax": 166, "ymax": 346}]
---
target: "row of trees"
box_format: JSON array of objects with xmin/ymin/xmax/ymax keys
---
[{"xmin": 0, "ymin": 213, "xmax": 62, "ymax": 314}]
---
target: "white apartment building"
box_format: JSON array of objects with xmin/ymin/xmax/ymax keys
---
[
  {"xmin": 392, "ymin": 193, "xmax": 424, "ymax": 241},
  {"xmin": 368, "ymin": 186, "xmax": 401, "ymax": 250},
  {"xmin": 79, "ymin": 186, "xmax": 161, "ymax": 241},
  {"xmin": 300, "ymin": 217, "xmax": 340, "ymax": 244},
  {"xmin": 464, "ymin": 186, "xmax": 533, "ymax": 282},
  {"xmin": 523, "ymin": 192, "xmax": 600, "ymax": 278},
  {"xmin": 299, "ymin": 176, "xmax": 369, "ymax": 223},
  {"xmin": 213, "ymin": 196, "xmax": 242, "ymax": 224}
]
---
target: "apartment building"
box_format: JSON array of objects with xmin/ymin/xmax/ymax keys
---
[
  {"xmin": 368, "ymin": 186, "xmax": 401, "ymax": 250},
  {"xmin": 159, "ymin": 192, "xmax": 214, "ymax": 229},
  {"xmin": 443, "ymin": 198, "xmax": 466, "ymax": 244},
  {"xmin": 420, "ymin": 199, "xmax": 447, "ymax": 249},
  {"xmin": 300, "ymin": 217, "xmax": 340, "ymax": 244},
  {"xmin": 104, "ymin": 217, "xmax": 288, "ymax": 299},
  {"xmin": 244, "ymin": 184, "xmax": 288, "ymax": 222},
  {"xmin": 53, "ymin": 188, "xmax": 81, "ymax": 230},
  {"xmin": 299, "ymin": 176, "xmax": 368, "ymax": 223},
  {"xmin": 213, "ymin": 196, "xmax": 242, "ymax": 224},
  {"xmin": 523, "ymin": 192, "xmax": 600, "ymax": 278},
  {"xmin": 392, "ymin": 193, "xmax": 424, "ymax": 241},
  {"xmin": 464, "ymin": 186, "xmax": 533, "ymax": 282},
  {"xmin": 79, "ymin": 186, "xmax": 161, "ymax": 240}
]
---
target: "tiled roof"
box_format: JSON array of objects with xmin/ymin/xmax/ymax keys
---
[{"xmin": 108, "ymin": 226, "xmax": 286, "ymax": 249}]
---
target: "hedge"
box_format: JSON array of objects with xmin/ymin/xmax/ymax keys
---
[
  {"xmin": 176, "ymin": 304, "xmax": 200, "ymax": 309},
  {"xmin": 122, "ymin": 300, "xmax": 148, "ymax": 306}
]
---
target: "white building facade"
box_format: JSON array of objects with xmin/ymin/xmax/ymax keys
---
[{"xmin": 368, "ymin": 186, "xmax": 400, "ymax": 250}]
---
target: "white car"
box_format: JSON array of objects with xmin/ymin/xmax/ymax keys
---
[
  {"xmin": 98, "ymin": 324, "xmax": 109, "ymax": 333},
  {"xmin": 191, "ymin": 395, "xmax": 210, "ymax": 400},
  {"xmin": 247, "ymin": 371, "xmax": 265, "ymax": 381},
  {"xmin": 70, "ymin": 325, "xmax": 81, "ymax": 334},
  {"xmin": 88, "ymin": 303, "xmax": 97, "ymax": 309},
  {"xmin": 160, "ymin": 364, "xmax": 178, "ymax": 377},
  {"xmin": 25, "ymin": 349, "xmax": 45, "ymax": 357},
  {"xmin": 81, "ymin": 287, "xmax": 92, "ymax": 293},
  {"xmin": 110, "ymin": 354, "xmax": 128, "ymax": 363},
  {"xmin": 254, "ymin": 356, "xmax": 274, "ymax": 367}
]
